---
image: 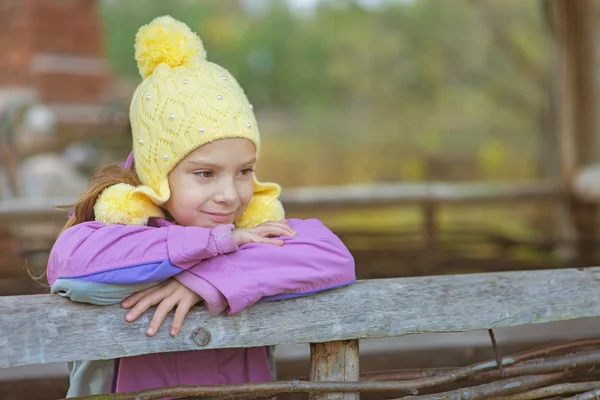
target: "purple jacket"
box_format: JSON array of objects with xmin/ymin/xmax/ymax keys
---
[{"xmin": 48, "ymin": 217, "xmax": 355, "ymax": 396}]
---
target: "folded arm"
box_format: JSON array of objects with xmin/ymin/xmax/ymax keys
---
[
  {"xmin": 48, "ymin": 221, "xmax": 237, "ymax": 303},
  {"xmin": 175, "ymin": 218, "xmax": 356, "ymax": 315},
  {"xmin": 49, "ymin": 219, "xmax": 356, "ymax": 315}
]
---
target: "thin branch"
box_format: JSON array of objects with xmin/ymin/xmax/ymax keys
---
[
  {"xmin": 362, "ymin": 338, "xmax": 600, "ymax": 382},
  {"xmin": 394, "ymin": 372, "xmax": 572, "ymax": 400},
  {"xmin": 489, "ymin": 329, "xmax": 506, "ymax": 378},
  {"xmin": 362, "ymin": 349, "xmax": 600, "ymax": 385},
  {"xmin": 362, "ymin": 368, "xmax": 453, "ymax": 381},
  {"xmin": 488, "ymin": 382, "xmax": 600, "ymax": 400},
  {"xmin": 182, "ymin": 393, "xmax": 287, "ymax": 400},
  {"xmin": 566, "ymin": 388, "xmax": 600, "ymax": 400},
  {"xmin": 477, "ymin": 350, "xmax": 600, "ymax": 380},
  {"xmin": 511, "ymin": 339, "xmax": 600, "ymax": 362}
]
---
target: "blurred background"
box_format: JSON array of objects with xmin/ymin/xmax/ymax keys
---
[{"xmin": 1, "ymin": 0, "xmax": 600, "ymax": 399}]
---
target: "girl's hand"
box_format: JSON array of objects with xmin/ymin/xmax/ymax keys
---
[
  {"xmin": 121, "ymin": 279, "xmax": 202, "ymax": 337},
  {"xmin": 233, "ymin": 220, "xmax": 296, "ymax": 247}
]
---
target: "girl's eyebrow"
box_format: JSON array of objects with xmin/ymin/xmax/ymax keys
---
[{"xmin": 186, "ymin": 158, "xmax": 256, "ymax": 168}]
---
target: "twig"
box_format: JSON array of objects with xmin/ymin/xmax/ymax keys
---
[
  {"xmin": 566, "ymin": 388, "xmax": 600, "ymax": 400},
  {"xmin": 477, "ymin": 350, "xmax": 600, "ymax": 380},
  {"xmin": 361, "ymin": 339, "xmax": 600, "ymax": 382},
  {"xmin": 394, "ymin": 372, "xmax": 572, "ymax": 400},
  {"xmin": 362, "ymin": 349, "xmax": 600, "ymax": 387},
  {"xmin": 489, "ymin": 329, "xmax": 506, "ymax": 378},
  {"xmin": 182, "ymin": 393, "xmax": 287, "ymax": 400},
  {"xmin": 488, "ymin": 382, "xmax": 600, "ymax": 400},
  {"xmin": 362, "ymin": 368, "xmax": 453, "ymax": 381},
  {"xmin": 511, "ymin": 339, "xmax": 600, "ymax": 363}
]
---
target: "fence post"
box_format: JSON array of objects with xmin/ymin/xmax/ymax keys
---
[
  {"xmin": 309, "ymin": 340, "xmax": 359, "ymax": 400},
  {"xmin": 421, "ymin": 201, "xmax": 439, "ymax": 274},
  {"xmin": 552, "ymin": 0, "xmax": 599, "ymax": 265}
]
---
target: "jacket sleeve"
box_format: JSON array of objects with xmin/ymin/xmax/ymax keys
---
[
  {"xmin": 47, "ymin": 221, "xmax": 238, "ymax": 289},
  {"xmin": 174, "ymin": 218, "xmax": 356, "ymax": 315}
]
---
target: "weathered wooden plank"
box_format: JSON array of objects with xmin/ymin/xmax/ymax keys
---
[
  {"xmin": 0, "ymin": 197, "xmax": 71, "ymax": 224},
  {"xmin": 2, "ymin": 267, "xmax": 600, "ymax": 368},
  {"xmin": 281, "ymin": 180, "xmax": 564, "ymax": 210},
  {"xmin": 310, "ymin": 340, "xmax": 359, "ymax": 400}
]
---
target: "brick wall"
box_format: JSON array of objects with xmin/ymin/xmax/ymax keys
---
[
  {"xmin": 29, "ymin": 0, "xmax": 104, "ymax": 56},
  {"xmin": 0, "ymin": 0, "xmax": 33, "ymax": 87},
  {"xmin": 0, "ymin": 0, "xmax": 110, "ymax": 103}
]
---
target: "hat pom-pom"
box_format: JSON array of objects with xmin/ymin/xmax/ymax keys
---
[
  {"xmin": 135, "ymin": 15, "xmax": 207, "ymax": 79},
  {"xmin": 94, "ymin": 183, "xmax": 165, "ymax": 226}
]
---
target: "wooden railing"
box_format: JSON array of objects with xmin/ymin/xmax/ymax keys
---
[
  {"xmin": 0, "ymin": 179, "xmax": 565, "ymax": 224},
  {"xmin": 2, "ymin": 267, "xmax": 600, "ymax": 399}
]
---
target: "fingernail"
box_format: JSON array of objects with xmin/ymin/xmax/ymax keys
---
[
  {"xmin": 170, "ymin": 328, "xmax": 177, "ymax": 337},
  {"xmin": 147, "ymin": 327, "xmax": 155, "ymax": 335},
  {"xmin": 125, "ymin": 313, "xmax": 133, "ymax": 321}
]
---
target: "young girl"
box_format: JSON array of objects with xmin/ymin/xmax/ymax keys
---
[{"xmin": 47, "ymin": 16, "xmax": 355, "ymax": 397}]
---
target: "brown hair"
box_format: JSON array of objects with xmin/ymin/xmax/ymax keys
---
[{"xmin": 59, "ymin": 164, "xmax": 142, "ymax": 233}]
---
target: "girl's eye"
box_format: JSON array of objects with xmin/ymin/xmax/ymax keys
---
[
  {"xmin": 240, "ymin": 168, "xmax": 254, "ymax": 176},
  {"xmin": 194, "ymin": 171, "xmax": 214, "ymax": 178}
]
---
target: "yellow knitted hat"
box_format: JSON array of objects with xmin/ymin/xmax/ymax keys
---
[{"xmin": 94, "ymin": 16, "xmax": 284, "ymax": 228}]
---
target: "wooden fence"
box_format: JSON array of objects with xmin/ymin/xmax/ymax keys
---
[
  {"xmin": 2, "ymin": 267, "xmax": 600, "ymax": 399},
  {"xmin": 0, "ymin": 179, "xmax": 566, "ymax": 224}
]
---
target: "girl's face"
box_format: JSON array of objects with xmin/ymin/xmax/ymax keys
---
[{"xmin": 164, "ymin": 138, "xmax": 256, "ymax": 227}]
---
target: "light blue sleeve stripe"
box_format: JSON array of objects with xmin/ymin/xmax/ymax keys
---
[{"xmin": 52, "ymin": 279, "xmax": 156, "ymax": 305}]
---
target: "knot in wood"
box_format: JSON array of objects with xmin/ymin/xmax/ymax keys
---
[{"xmin": 191, "ymin": 327, "xmax": 212, "ymax": 347}]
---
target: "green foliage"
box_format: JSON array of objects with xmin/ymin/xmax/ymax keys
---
[{"xmin": 99, "ymin": 0, "xmax": 551, "ymax": 185}]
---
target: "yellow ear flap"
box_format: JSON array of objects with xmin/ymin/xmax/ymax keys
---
[
  {"xmin": 235, "ymin": 177, "xmax": 285, "ymax": 229},
  {"xmin": 94, "ymin": 183, "xmax": 165, "ymax": 226}
]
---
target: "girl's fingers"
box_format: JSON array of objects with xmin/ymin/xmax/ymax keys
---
[
  {"xmin": 147, "ymin": 297, "xmax": 178, "ymax": 336},
  {"xmin": 121, "ymin": 283, "xmax": 164, "ymax": 309},
  {"xmin": 254, "ymin": 225, "xmax": 295, "ymax": 238},
  {"xmin": 252, "ymin": 236, "xmax": 284, "ymax": 246},
  {"xmin": 125, "ymin": 288, "xmax": 169, "ymax": 322},
  {"xmin": 264, "ymin": 221, "xmax": 295, "ymax": 235},
  {"xmin": 170, "ymin": 300, "xmax": 194, "ymax": 337},
  {"xmin": 264, "ymin": 227, "xmax": 294, "ymax": 238}
]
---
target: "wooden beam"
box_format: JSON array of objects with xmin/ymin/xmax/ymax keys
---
[
  {"xmin": 310, "ymin": 340, "xmax": 359, "ymax": 400},
  {"xmin": 2, "ymin": 267, "xmax": 600, "ymax": 368},
  {"xmin": 553, "ymin": 0, "xmax": 597, "ymax": 178},
  {"xmin": 0, "ymin": 197, "xmax": 71, "ymax": 224},
  {"xmin": 553, "ymin": 0, "xmax": 599, "ymax": 264},
  {"xmin": 281, "ymin": 180, "xmax": 564, "ymax": 210}
]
